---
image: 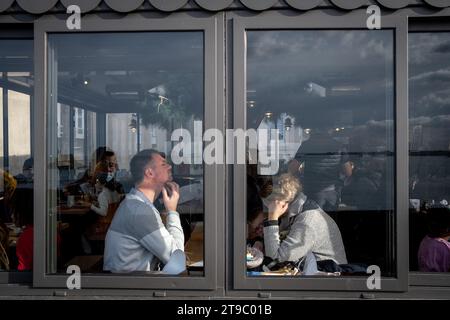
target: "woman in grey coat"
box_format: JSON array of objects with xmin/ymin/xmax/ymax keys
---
[{"xmin": 263, "ymin": 174, "xmax": 347, "ymax": 265}]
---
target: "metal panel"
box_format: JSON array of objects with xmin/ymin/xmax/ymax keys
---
[
  {"xmin": 329, "ymin": 0, "xmax": 366, "ymax": 10},
  {"xmin": 195, "ymin": 0, "xmax": 234, "ymax": 11},
  {"xmin": 148, "ymin": 0, "xmax": 189, "ymax": 12},
  {"xmin": 104, "ymin": 0, "xmax": 145, "ymax": 13},
  {"xmin": 284, "ymin": 0, "xmax": 321, "ymax": 10},
  {"xmin": 0, "ymin": 0, "xmax": 14, "ymax": 12},
  {"xmin": 376, "ymin": 0, "xmax": 410, "ymax": 9},
  {"xmin": 423, "ymin": 0, "xmax": 450, "ymax": 7},
  {"xmin": 231, "ymin": 9, "xmax": 409, "ymax": 292},
  {"xmin": 33, "ymin": 12, "xmax": 222, "ymax": 290},
  {"xmin": 60, "ymin": 0, "xmax": 102, "ymax": 13},
  {"xmin": 16, "ymin": 0, "xmax": 58, "ymax": 14},
  {"xmin": 239, "ymin": 0, "xmax": 278, "ymax": 11},
  {"xmin": 0, "ymin": 0, "xmax": 448, "ymax": 15}
]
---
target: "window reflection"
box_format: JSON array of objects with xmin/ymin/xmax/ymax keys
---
[
  {"xmin": 246, "ymin": 31, "xmax": 395, "ymax": 276},
  {"xmin": 48, "ymin": 32, "xmax": 204, "ymax": 275},
  {"xmin": 409, "ymin": 32, "xmax": 450, "ymax": 273},
  {"xmin": 0, "ymin": 39, "xmax": 33, "ymax": 272}
]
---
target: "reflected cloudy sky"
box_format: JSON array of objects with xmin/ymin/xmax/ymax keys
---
[
  {"xmin": 247, "ymin": 30, "xmax": 395, "ymax": 153},
  {"xmin": 247, "ymin": 30, "xmax": 394, "ymax": 128},
  {"xmin": 409, "ymin": 33, "xmax": 450, "ymax": 122}
]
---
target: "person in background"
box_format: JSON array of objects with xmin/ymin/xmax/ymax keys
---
[
  {"xmin": 0, "ymin": 170, "xmax": 18, "ymax": 270},
  {"xmin": 90, "ymin": 162, "xmax": 122, "ymax": 218},
  {"xmin": 14, "ymin": 157, "xmax": 34, "ymax": 187},
  {"xmin": 103, "ymin": 149, "xmax": 184, "ymax": 273},
  {"xmin": 11, "ymin": 188, "xmax": 34, "ymax": 271},
  {"xmin": 263, "ymin": 173, "xmax": 347, "ymax": 265},
  {"xmin": 0, "ymin": 170, "xmax": 17, "ymax": 223},
  {"xmin": 418, "ymin": 206, "xmax": 450, "ymax": 272},
  {"xmin": 12, "ymin": 188, "xmax": 62, "ymax": 271},
  {"xmin": 290, "ymin": 127, "xmax": 350, "ymax": 212}
]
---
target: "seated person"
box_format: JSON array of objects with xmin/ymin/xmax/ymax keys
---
[
  {"xmin": 0, "ymin": 170, "xmax": 16, "ymax": 270},
  {"xmin": 103, "ymin": 149, "xmax": 184, "ymax": 273},
  {"xmin": 12, "ymin": 188, "xmax": 34, "ymax": 271},
  {"xmin": 14, "ymin": 157, "xmax": 34, "ymax": 187},
  {"xmin": 263, "ymin": 173, "xmax": 347, "ymax": 265},
  {"xmin": 0, "ymin": 221, "xmax": 9, "ymax": 270},
  {"xmin": 418, "ymin": 206, "xmax": 450, "ymax": 272},
  {"xmin": 247, "ymin": 175, "xmax": 265, "ymax": 252},
  {"xmin": 90, "ymin": 163, "xmax": 122, "ymax": 217},
  {"xmin": 247, "ymin": 209, "xmax": 265, "ymax": 252},
  {"xmin": 12, "ymin": 188, "xmax": 62, "ymax": 271}
]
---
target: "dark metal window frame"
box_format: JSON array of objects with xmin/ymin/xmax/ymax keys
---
[
  {"xmin": 408, "ymin": 17, "xmax": 450, "ymax": 288},
  {"xmin": 0, "ymin": 23, "xmax": 33, "ymax": 285},
  {"xmin": 33, "ymin": 12, "xmax": 225, "ymax": 290},
  {"xmin": 230, "ymin": 9, "xmax": 409, "ymax": 292}
]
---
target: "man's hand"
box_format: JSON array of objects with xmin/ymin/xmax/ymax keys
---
[
  {"xmin": 162, "ymin": 182, "xmax": 180, "ymax": 212},
  {"xmin": 267, "ymin": 200, "xmax": 289, "ymax": 221}
]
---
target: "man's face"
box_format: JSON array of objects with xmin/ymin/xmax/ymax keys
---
[
  {"xmin": 104, "ymin": 155, "xmax": 118, "ymax": 173},
  {"xmin": 149, "ymin": 154, "xmax": 172, "ymax": 185}
]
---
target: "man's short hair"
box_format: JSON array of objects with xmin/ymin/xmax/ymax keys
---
[{"xmin": 129, "ymin": 149, "xmax": 165, "ymax": 185}]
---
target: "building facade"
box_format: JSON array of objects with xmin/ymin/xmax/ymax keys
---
[{"xmin": 1, "ymin": 0, "xmax": 450, "ymax": 299}]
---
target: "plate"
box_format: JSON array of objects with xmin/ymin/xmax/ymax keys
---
[{"xmin": 246, "ymin": 246, "xmax": 263, "ymax": 269}]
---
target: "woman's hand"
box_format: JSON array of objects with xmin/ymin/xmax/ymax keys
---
[{"xmin": 267, "ymin": 200, "xmax": 289, "ymax": 221}]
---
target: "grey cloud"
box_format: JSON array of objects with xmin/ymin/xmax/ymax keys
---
[
  {"xmin": 433, "ymin": 41, "xmax": 450, "ymax": 54},
  {"xmin": 410, "ymin": 68, "xmax": 450, "ymax": 83},
  {"xmin": 410, "ymin": 115, "xmax": 450, "ymax": 127}
]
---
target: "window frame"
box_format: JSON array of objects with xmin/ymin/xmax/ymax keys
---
[
  {"xmin": 33, "ymin": 12, "xmax": 225, "ymax": 291},
  {"xmin": 408, "ymin": 20, "xmax": 450, "ymax": 288},
  {"xmin": 231, "ymin": 9, "xmax": 409, "ymax": 292}
]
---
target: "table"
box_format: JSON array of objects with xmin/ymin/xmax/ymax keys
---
[
  {"xmin": 185, "ymin": 222, "xmax": 203, "ymax": 274},
  {"xmin": 57, "ymin": 204, "xmax": 91, "ymax": 216}
]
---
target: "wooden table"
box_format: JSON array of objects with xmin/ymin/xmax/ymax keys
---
[
  {"xmin": 57, "ymin": 204, "xmax": 91, "ymax": 216},
  {"xmin": 185, "ymin": 222, "xmax": 203, "ymax": 274}
]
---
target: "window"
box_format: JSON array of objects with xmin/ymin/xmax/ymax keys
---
[
  {"xmin": 0, "ymin": 38, "xmax": 33, "ymax": 277},
  {"xmin": 409, "ymin": 31, "xmax": 450, "ymax": 275},
  {"xmin": 46, "ymin": 31, "xmax": 205, "ymax": 277},
  {"xmin": 246, "ymin": 29, "xmax": 395, "ymax": 275},
  {"xmin": 232, "ymin": 11, "xmax": 407, "ymax": 292},
  {"xmin": 35, "ymin": 14, "xmax": 221, "ymax": 290}
]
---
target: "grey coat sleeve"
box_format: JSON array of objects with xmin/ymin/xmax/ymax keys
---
[{"xmin": 264, "ymin": 217, "xmax": 315, "ymax": 262}]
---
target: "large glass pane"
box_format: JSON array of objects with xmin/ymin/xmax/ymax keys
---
[
  {"xmin": 0, "ymin": 39, "xmax": 33, "ymax": 272},
  {"xmin": 409, "ymin": 32, "xmax": 450, "ymax": 273},
  {"xmin": 106, "ymin": 113, "xmax": 138, "ymax": 171},
  {"xmin": 48, "ymin": 32, "xmax": 204, "ymax": 276},
  {"xmin": 8, "ymin": 90, "xmax": 30, "ymax": 176},
  {"xmin": 246, "ymin": 30, "xmax": 395, "ymax": 277},
  {"xmin": 0, "ymin": 89, "xmax": 3, "ymax": 164}
]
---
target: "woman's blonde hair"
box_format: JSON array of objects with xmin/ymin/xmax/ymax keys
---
[{"xmin": 261, "ymin": 173, "xmax": 302, "ymax": 203}]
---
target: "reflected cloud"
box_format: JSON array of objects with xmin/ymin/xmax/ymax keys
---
[
  {"xmin": 433, "ymin": 41, "xmax": 450, "ymax": 54},
  {"xmin": 410, "ymin": 115, "xmax": 450, "ymax": 127},
  {"xmin": 410, "ymin": 68, "xmax": 450, "ymax": 83}
]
